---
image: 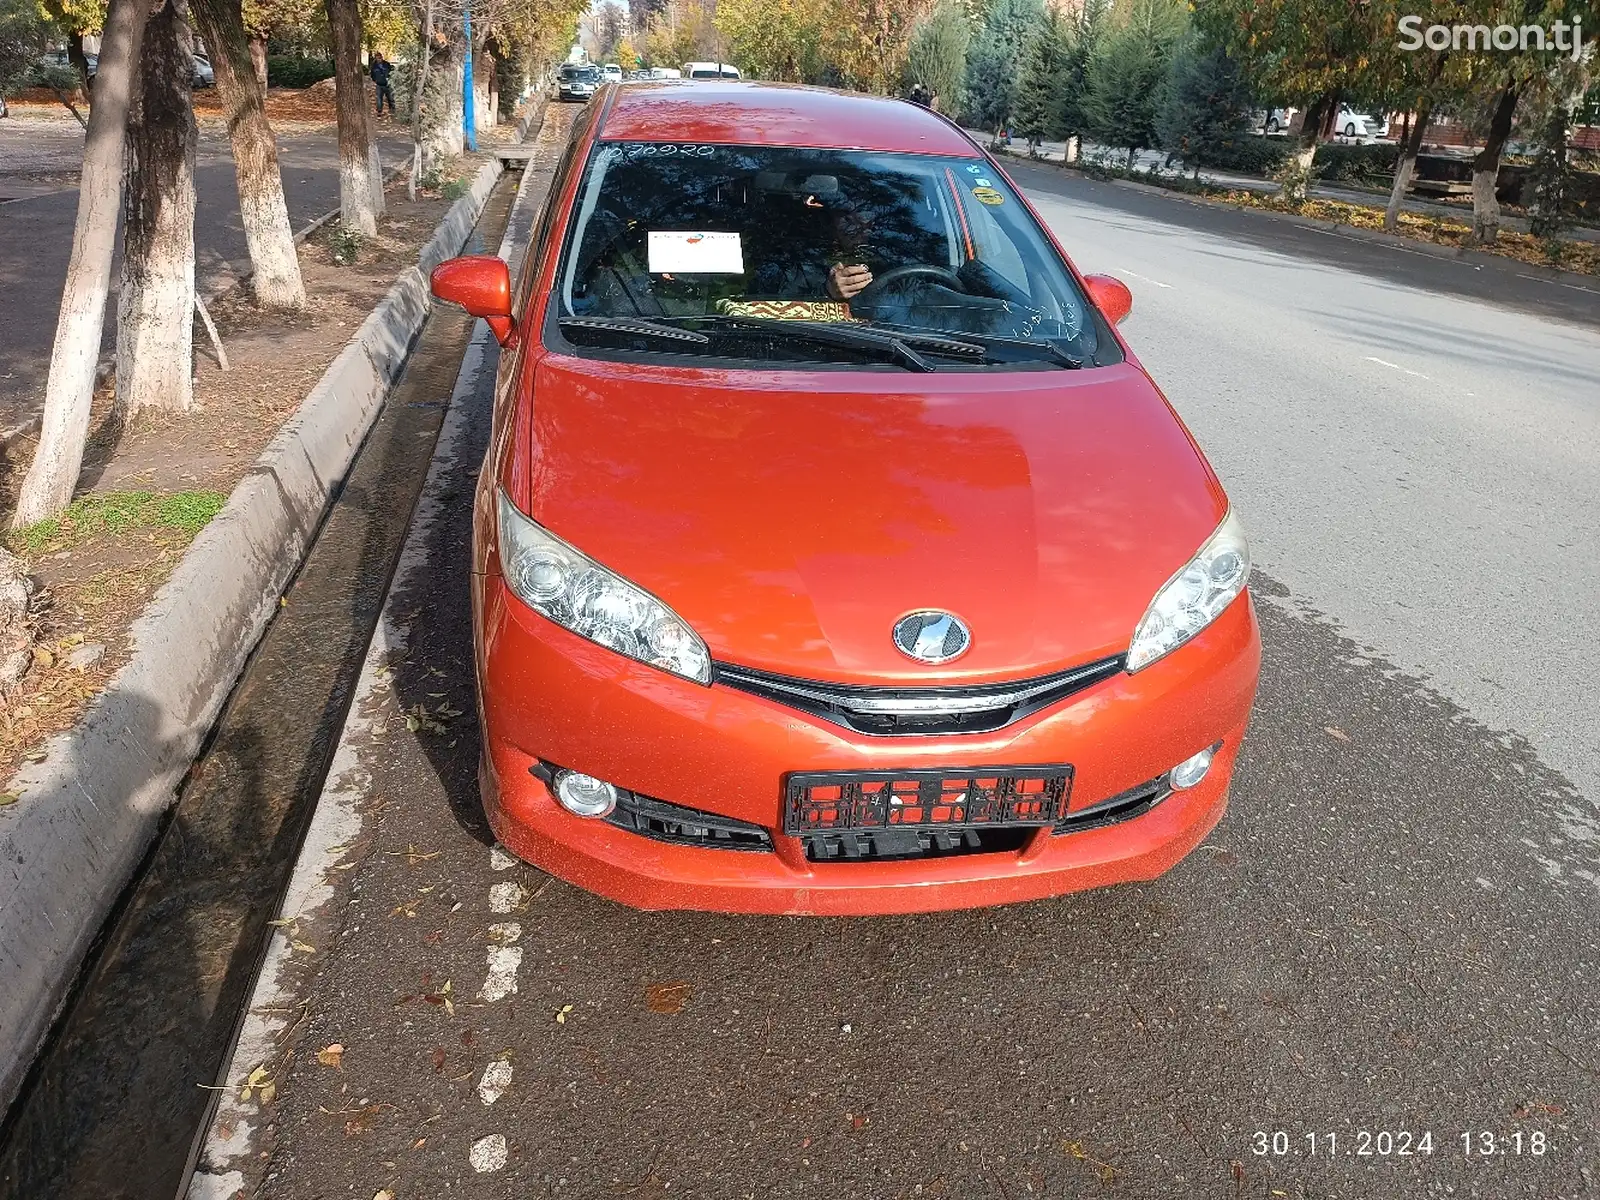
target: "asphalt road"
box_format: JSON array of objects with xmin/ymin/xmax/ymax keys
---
[
  {"xmin": 0, "ymin": 114, "xmax": 411, "ymax": 433},
  {"xmin": 187, "ymin": 139, "xmax": 1598, "ymax": 1199}
]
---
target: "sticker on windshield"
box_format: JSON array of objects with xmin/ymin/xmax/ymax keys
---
[
  {"xmin": 966, "ymin": 164, "xmax": 983, "ymax": 174},
  {"xmin": 973, "ymin": 177, "xmax": 993, "ymax": 187},
  {"xmin": 647, "ymin": 231, "xmax": 745, "ymax": 274},
  {"xmin": 971, "ymin": 186, "xmax": 1004, "ymax": 206}
]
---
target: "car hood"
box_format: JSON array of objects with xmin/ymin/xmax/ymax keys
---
[{"xmin": 522, "ymin": 355, "xmax": 1227, "ymax": 684}]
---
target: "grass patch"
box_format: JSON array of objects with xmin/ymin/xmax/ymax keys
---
[{"xmin": 9, "ymin": 489, "xmax": 227, "ymax": 556}]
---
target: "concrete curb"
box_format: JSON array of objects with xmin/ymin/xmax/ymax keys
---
[
  {"xmin": 184, "ymin": 145, "xmax": 550, "ymax": 1200},
  {"xmin": 0, "ymin": 154, "xmax": 506, "ymax": 1118}
]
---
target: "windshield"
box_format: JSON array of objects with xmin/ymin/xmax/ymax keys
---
[
  {"xmin": 561, "ymin": 65, "xmax": 599, "ymax": 81},
  {"xmin": 553, "ymin": 142, "xmax": 1113, "ymax": 369}
]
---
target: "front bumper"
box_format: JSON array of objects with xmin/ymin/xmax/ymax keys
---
[{"xmin": 477, "ymin": 578, "xmax": 1260, "ymax": 915}]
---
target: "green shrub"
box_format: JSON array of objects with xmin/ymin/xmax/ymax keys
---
[
  {"xmin": 1198, "ymin": 134, "xmax": 1289, "ymax": 175},
  {"xmin": 1312, "ymin": 141, "xmax": 1400, "ymax": 185},
  {"xmin": 266, "ymin": 54, "xmax": 335, "ymax": 88},
  {"xmin": 26, "ymin": 60, "xmax": 80, "ymax": 90}
]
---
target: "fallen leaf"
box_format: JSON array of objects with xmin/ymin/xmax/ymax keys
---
[
  {"xmin": 317, "ymin": 1043, "xmax": 345, "ymax": 1068},
  {"xmin": 646, "ymin": 981, "xmax": 692, "ymax": 1014},
  {"xmin": 431, "ymin": 1047, "xmax": 446, "ymax": 1074},
  {"xmin": 374, "ymin": 1190, "xmax": 396, "ymax": 1200},
  {"xmin": 259, "ymin": 1081, "xmax": 276, "ymax": 1105},
  {"xmin": 555, "ymin": 1004, "xmax": 575, "ymax": 1024},
  {"xmin": 0, "ymin": 793, "xmax": 19, "ymax": 807},
  {"xmin": 32, "ymin": 647, "xmax": 54, "ymax": 668},
  {"xmin": 291, "ymin": 939, "xmax": 316, "ymax": 954},
  {"xmin": 1323, "ymin": 725, "xmax": 1351, "ymax": 741}
]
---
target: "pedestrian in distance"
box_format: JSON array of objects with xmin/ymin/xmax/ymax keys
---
[{"xmin": 371, "ymin": 52, "xmax": 396, "ymax": 117}]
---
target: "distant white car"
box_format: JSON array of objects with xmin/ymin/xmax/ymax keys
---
[
  {"xmin": 682, "ymin": 61, "xmax": 740, "ymax": 81},
  {"xmin": 1253, "ymin": 106, "xmax": 1388, "ymax": 140},
  {"xmin": 1336, "ymin": 107, "xmax": 1388, "ymax": 140},
  {"xmin": 602, "ymin": 63, "xmax": 623, "ymax": 84}
]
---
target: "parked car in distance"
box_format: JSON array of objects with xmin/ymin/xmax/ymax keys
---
[
  {"xmin": 682, "ymin": 61, "xmax": 741, "ymax": 80},
  {"xmin": 1252, "ymin": 105, "xmax": 1388, "ymax": 141},
  {"xmin": 1336, "ymin": 107, "xmax": 1388, "ymax": 140},
  {"xmin": 192, "ymin": 52, "xmax": 214, "ymax": 88},
  {"xmin": 427, "ymin": 82, "xmax": 1261, "ymax": 916},
  {"xmin": 555, "ymin": 63, "xmax": 601, "ymax": 102},
  {"xmin": 602, "ymin": 63, "xmax": 623, "ymax": 84}
]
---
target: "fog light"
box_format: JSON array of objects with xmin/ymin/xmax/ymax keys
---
[
  {"xmin": 553, "ymin": 770, "xmax": 618, "ymax": 817},
  {"xmin": 1168, "ymin": 746, "xmax": 1216, "ymax": 790}
]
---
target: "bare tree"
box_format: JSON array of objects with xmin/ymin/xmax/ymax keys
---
[
  {"xmin": 192, "ymin": 0, "xmax": 307, "ymax": 308},
  {"xmin": 11, "ymin": 0, "xmax": 152, "ymax": 528},
  {"xmin": 324, "ymin": 0, "xmax": 381, "ymax": 234},
  {"xmin": 117, "ymin": 0, "xmax": 199, "ymax": 417}
]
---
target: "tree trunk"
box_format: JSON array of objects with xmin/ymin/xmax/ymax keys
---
[
  {"xmin": 1472, "ymin": 84, "xmax": 1518, "ymax": 245},
  {"xmin": 323, "ymin": 0, "xmax": 379, "ymax": 235},
  {"xmin": 409, "ymin": 0, "xmax": 435, "ymax": 200},
  {"xmin": 67, "ymin": 30, "xmax": 92, "ymax": 93},
  {"xmin": 1385, "ymin": 104, "xmax": 1430, "ymax": 232},
  {"xmin": 423, "ymin": 49, "xmax": 465, "ymax": 162},
  {"xmin": 191, "ymin": 0, "xmax": 306, "ymax": 308},
  {"xmin": 117, "ymin": 0, "xmax": 198, "ymax": 418},
  {"xmin": 1281, "ymin": 91, "xmax": 1334, "ymax": 206},
  {"xmin": 11, "ymin": 0, "xmax": 152, "ymax": 528},
  {"xmin": 248, "ymin": 31, "xmax": 267, "ymax": 88}
]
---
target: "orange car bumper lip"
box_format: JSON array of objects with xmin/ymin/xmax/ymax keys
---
[{"xmin": 478, "ymin": 579, "xmax": 1261, "ymax": 915}]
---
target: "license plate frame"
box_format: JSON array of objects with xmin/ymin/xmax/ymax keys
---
[{"xmin": 783, "ymin": 764, "xmax": 1073, "ymax": 836}]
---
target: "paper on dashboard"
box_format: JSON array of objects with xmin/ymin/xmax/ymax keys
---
[{"xmin": 647, "ymin": 231, "xmax": 745, "ymax": 274}]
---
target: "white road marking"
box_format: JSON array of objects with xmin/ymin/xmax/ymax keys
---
[
  {"xmin": 479, "ymin": 946, "xmax": 523, "ymax": 1001},
  {"xmin": 1517, "ymin": 273, "xmax": 1599, "ymax": 296},
  {"xmin": 477, "ymin": 1060, "xmax": 513, "ymax": 1106},
  {"xmin": 489, "ymin": 844, "xmax": 518, "ymax": 871},
  {"xmin": 1364, "ymin": 355, "xmax": 1431, "ymax": 380},
  {"xmin": 1116, "ymin": 267, "xmax": 1173, "ymax": 289},
  {"xmin": 470, "ymin": 1133, "xmax": 509, "ymax": 1172},
  {"xmin": 487, "ymin": 921, "xmax": 522, "ymax": 944},
  {"xmin": 488, "ymin": 882, "xmax": 526, "ymax": 913}
]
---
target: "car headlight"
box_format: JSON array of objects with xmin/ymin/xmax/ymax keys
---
[
  {"xmin": 1126, "ymin": 510, "xmax": 1250, "ymax": 672},
  {"xmin": 496, "ymin": 489, "xmax": 712, "ymax": 684}
]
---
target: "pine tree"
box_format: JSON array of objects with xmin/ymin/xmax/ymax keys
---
[
  {"xmin": 1055, "ymin": 0, "xmax": 1108, "ymax": 146},
  {"xmin": 1156, "ymin": 36, "xmax": 1250, "ymax": 174},
  {"xmin": 1012, "ymin": 11, "xmax": 1066, "ymax": 152},
  {"xmin": 1083, "ymin": 0, "xmax": 1184, "ymax": 164},
  {"xmin": 905, "ymin": 0, "xmax": 971, "ymax": 114},
  {"xmin": 1527, "ymin": 104, "xmax": 1575, "ymax": 241},
  {"xmin": 961, "ymin": 0, "xmax": 1044, "ymax": 137}
]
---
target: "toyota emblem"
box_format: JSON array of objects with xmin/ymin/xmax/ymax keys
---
[{"xmin": 892, "ymin": 610, "xmax": 971, "ymax": 664}]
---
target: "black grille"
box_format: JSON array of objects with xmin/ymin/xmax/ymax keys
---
[
  {"xmin": 805, "ymin": 826, "xmax": 1033, "ymax": 861},
  {"xmin": 714, "ymin": 656, "xmax": 1124, "ymax": 736},
  {"xmin": 1053, "ymin": 777, "xmax": 1171, "ymax": 834},
  {"xmin": 606, "ymin": 790, "xmax": 773, "ymax": 851}
]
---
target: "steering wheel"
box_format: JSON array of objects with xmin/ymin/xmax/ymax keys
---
[{"xmin": 853, "ymin": 263, "xmax": 965, "ymax": 307}]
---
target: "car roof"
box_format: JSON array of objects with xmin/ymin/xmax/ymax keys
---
[{"xmin": 600, "ymin": 81, "xmax": 980, "ymax": 156}]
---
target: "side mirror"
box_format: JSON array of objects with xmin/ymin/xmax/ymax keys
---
[
  {"xmin": 430, "ymin": 254, "xmax": 515, "ymax": 345},
  {"xmin": 1083, "ymin": 273, "xmax": 1132, "ymax": 326}
]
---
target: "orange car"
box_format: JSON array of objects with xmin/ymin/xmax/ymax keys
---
[{"xmin": 431, "ymin": 81, "xmax": 1261, "ymax": 915}]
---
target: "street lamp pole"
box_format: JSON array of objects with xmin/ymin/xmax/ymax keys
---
[{"xmin": 463, "ymin": 1, "xmax": 478, "ymax": 152}]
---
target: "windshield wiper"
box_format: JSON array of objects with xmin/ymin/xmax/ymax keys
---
[
  {"xmin": 559, "ymin": 316, "xmax": 711, "ymax": 346},
  {"xmin": 696, "ymin": 316, "xmax": 939, "ymax": 373},
  {"xmin": 861, "ymin": 322, "xmax": 1082, "ymax": 369},
  {"xmin": 955, "ymin": 332, "xmax": 1084, "ymax": 369}
]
